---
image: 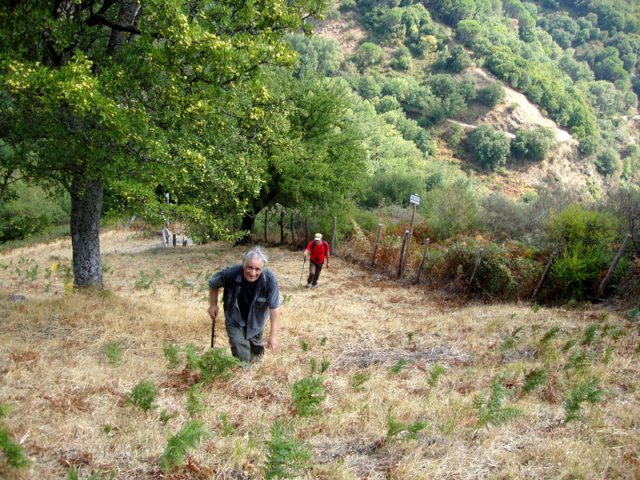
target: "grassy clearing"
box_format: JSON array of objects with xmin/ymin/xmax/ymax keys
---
[{"xmin": 0, "ymin": 229, "xmax": 638, "ymax": 479}]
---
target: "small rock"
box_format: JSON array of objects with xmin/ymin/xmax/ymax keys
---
[{"xmin": 9, "ymin": 294, "xmax": 27, "ymax": 303}]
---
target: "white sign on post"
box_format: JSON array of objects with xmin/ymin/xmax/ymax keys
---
[{"xmin": 409, "ymin": 194, "xmax": 421, "ymax": 205}]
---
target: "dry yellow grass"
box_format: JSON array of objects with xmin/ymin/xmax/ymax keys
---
[{"xmin": 1, "ymin": 228, "xmax": 639, "ymax": 479}]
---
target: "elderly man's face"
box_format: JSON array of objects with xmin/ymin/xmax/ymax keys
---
[{"xmin": 243, "ymin": 256, "xmax": 264, "ymax": 283}]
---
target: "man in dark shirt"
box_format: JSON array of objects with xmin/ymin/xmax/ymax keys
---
[{"xmin": 208, "ymin": 246, "xmax": 281, "ymax": 363}]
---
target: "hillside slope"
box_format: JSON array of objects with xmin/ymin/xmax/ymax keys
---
[{"xmin": 1, "ymin": 229, "xmax": 638, "ymax": 478}]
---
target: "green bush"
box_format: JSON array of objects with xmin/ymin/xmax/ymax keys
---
[
  {"xmin": 465, "ymin": 125, "xmax": 511, "ymax": 171},
  {"xmin": 424, "ymin": 180, "xmax": 480, "ymax": 239},
  {"xmin": 547, "ymin": 204, "xmax": 620, "ymax": 249},
  {"xmin": 550, "ymin": 244, "xmax": 610, "ymax": 300},
  {"xmin": 595, "ymin": 149, "xmax": 620, "ymax": 176},
  {"xmin": 435, "ymin": 239, "xmax": 541, "ymax": 299},
  {"xmin": 477, "ymin": 82, "xmax": 505, "ymax": 107},
  {"xmin": 511, "ymin": 127, "xmax": 555, "ymax": 162}
]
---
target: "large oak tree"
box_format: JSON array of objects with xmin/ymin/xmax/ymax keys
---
[{"xmin": 1, "ymin": 0, "xmax": 325, "ymax": 288}]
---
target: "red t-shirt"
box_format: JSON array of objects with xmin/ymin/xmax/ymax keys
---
[{"xmin": 305, "ymin": 240, "xmax": 330, "ymax": 264}]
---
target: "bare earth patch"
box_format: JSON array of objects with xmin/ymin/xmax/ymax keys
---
[{"xmin": 0, "ymin": 229, "xmax": 638, "ymax": 479}]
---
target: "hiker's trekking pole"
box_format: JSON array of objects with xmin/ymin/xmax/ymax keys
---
[{"xmin": 299, "ymin": 256, "xmax": 307, "ymax": 286}]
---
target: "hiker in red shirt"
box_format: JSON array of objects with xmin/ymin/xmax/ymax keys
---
[{"xmin": 303, "ymin": 233, "xmax": 330, "ymax": 288}]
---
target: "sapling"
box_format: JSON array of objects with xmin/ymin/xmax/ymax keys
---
[
  {"xmin": 428, "ymin": 364, "xmax": 446, "ymax": 388},
  {"xmin": 0, "ymin": 403, "xmax": 30, "ymax": 469},
  {"xmin": 127, "ymin": 381, "xmax": 158, "ymax": 412},
  {"xmin": 386, "ymin": 412, "xmax": 428, "ymax": 443},
  {"xmin": 186, "ymin": 383, "xmax": 205, "ymax": 418},
  {"xmin": 163, "ymin": 343, "xmax": 181, "ymax": 369},
  {"xmin": 522, "ymin": 368, "xmax": 548, "ymax": 394},
  {"xmin": 540, "ymin": 326, "xmax": 561, "ymax": 344},
  {"xmin": 103, "ymin": 341, "xmax": 124, "ymax": 366},
  {"xmin": 581, "ymin": 324, "xmax": 601, "ymax": 345},
  {"xmin": 351, "ymin": 372, "xmax": 370, "ymax": 392},
  {"xmin": 564, "ymin": 379, "xmax": 605, "ymax": 422},
  {"xmin": 389, "ymin": 358, "xmax": 409, "ymax": 374},
  {"xmin": 158, "ymin": 420, "xmax": 208, "ymax": 474},
  {"xmin": 291, "ymin": 375, "xmax": 326, "ymax": 417},
  {"xmin": 218, "ymin": 413, "xmax": 235, "ymax": 436},
  {"xmin": 320, "ymin": 358, "xmax": 330, "ymax": 374},
  {"xmin": 196, "ymin": 348, "xmax": 242, "ymax": 382},
  {"xmin": 263, "ymin": 421, "xmax": 310, "ymax": 480},
  {"xmin": 473, "ymin": 380, "xmax": 522, "ymax": 429},
  {"xmin": 499, "ymin": 326, "xmax": 525, "ymax": 352}
]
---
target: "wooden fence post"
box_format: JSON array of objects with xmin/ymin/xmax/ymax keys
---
[
  {"xmin": 264, "ymin": 208, "xmax": 268, "ymax": 243},
  {"xmin": 401, "ymin": 204, "xmax": 417, "ymax": 275},
  {"xmin": 290, "ymin": 212, "xmax": 295, "ymax": 246},
  {"xmin": 331, "ymin": 215, "xmax": 337, "ymax": 254},
  {"xmin": 397, "ymin": 230, "xmax": 410, "ymax": 278},
  {"xmin": 531, "ymin": 250, "xmax": 556, "ymax": 302},
  {"xmin": 279, "ymin": 209, "xmax": 284, "ymax": 245},
  {"xmin": 172, "ymin": 233, "xmax": 176, "ymax": 247},
  {"xmin": 371, "ymin": 223, "xmax": 383, "ymax": 267},
  {"xmin": 415, "ymin": 238, "xmax": 430, "ymax": 284},
  {"xmin": 468, "ymin": 248, "xmax": 484, "ymax": 290},
  {"xmin": 597, "ymin": 233, "xmax": 632, "ymax": 297}
]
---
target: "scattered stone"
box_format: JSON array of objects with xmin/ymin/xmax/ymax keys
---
[{"xmin": 9, "ymin": 294, "xmax": 27, "ymax": 303}]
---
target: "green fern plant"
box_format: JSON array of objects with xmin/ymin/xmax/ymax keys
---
[
  {"xmin": 564, "ymin": 380, "xmax": 605, "ymax": 423},
  {"xmin": 291, "ymin": 375, "xmax": 325, "ymax": 417},
  {"xmin": 127, "ymin": 381, "xmax": 158, "ymax": 412},
  {"xmin": 522, "ymin": 368, "xmax": 548, "ymax": 394},
  {"xmin": 473, "ymin": 380, "xmax": 522, "ymax": 429},
  {"xmin": 158, "ymin": 420, "xmax": 208, "ymax": 474},
  {"xmin": 263, "ymin": 421, "xmax": 310, "ymax": 480},
  {"xmin": 386, "ymin": 413, "xmax": 428, "ymax": 443}
]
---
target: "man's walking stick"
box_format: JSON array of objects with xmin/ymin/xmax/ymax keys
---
[
  {"xmin": 299, "ymin": 256, "xmax": 307, "ymax": 286},
  {"xmin": 211, "ymin": 315, "xmax": 216, "ymax": 349}
]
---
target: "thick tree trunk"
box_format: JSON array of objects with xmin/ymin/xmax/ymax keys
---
[
  {"xmin": 70, "ymin": 175, "xmax": 103, "ymax": 289},
  {"xmin": 236, "ymin": 212, "xmax": 256, "ymax": 245}
]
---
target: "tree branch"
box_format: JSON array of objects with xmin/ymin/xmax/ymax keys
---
[{"xmin": 86, "ymin": 13, "xmax": 142, "ymax": 34}]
